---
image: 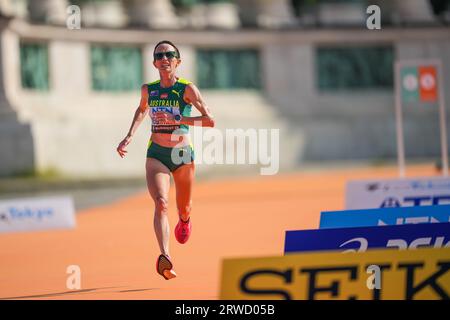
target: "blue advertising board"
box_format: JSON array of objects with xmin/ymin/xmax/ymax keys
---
[
  {"xmin": 284, "ymin": 222, "xmax": 450, "ymax": 254},
  {"xmin": 319, "ymin": 204, "xmax": 450, "ymax": 229}
]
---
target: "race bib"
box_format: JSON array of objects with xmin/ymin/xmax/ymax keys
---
[
  {"xmin": 151, "ymin": 106, "xmax": 180, "ymax": 115},
  {"xmin": 150, "ymin": 106, "xmax": 182, "ymax": 132}
]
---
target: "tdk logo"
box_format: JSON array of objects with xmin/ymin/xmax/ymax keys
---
[
  {"xmin": 5, "ymin": 207, "xmax": 54, "ymax": 221},
  {"xmin": 380, "ymin": 195, "xmax": 450, "ymax": 208},
  {"xmin": 377, "ymin": 216, "xmax": 450, "ymax": 226},
  {"xmin": 381, "ymin": 197, "xmax": 401, "ymax": 207},
  {"xmin": 340, "ymin": 236, "xmax": 450, "ymax": 252},
  {"xmin": 152, "ymin": 107, "xmax": 173, "ymax": 113}
]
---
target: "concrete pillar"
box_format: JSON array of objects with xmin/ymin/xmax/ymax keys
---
[
  {"xmin": 0, "ymin": 0, "xmax": 10, "ymax": 16},
  {"xmin": 180, "ymin": 3, "xmax": 208, "ymax": 29},
  {"xmin": 81, "ymin": 0, "xmax": 128, "ymax": 28},
  {"xmin": 176, "ymin": 45, "xmax": 196, "ymax": 82},
  {"xmin": 236, "ymin": 0, "xmax": 296, "ymax": 28},
  {"xmin": 0, "ymin": 17, "xmax": 12, "ymax": 114},
  {"xmin": 143, "ymin": 44, "xmax": 158, "ymax": 81},
  {"xmin": 49, "ymin": 41, "xmax": 90, "ymax": 98},
  {"xmin": 178, "ymin": 1, "xmax": 241, "ymax": 29},
  {"xmin": 205, "ymin": 2, "xmax": 240, "ymax": 29},
  {"xmin": 28, "ymin": 0, "xmax": 69, "ymax": 25},
  {"xmin": 0, "ymin": 0, "xmax": 28, "ymax": 19},
  {"xmin": 125, "ymin": 0, "xmax": 179, "ymax": 29},
  {"xmin": 390, "ymin": 0, "xmax": 436, "ymax": 24},
  {"xmin": 0, "ymin": 19, "xmax": 34, "ymax": 177},
  {"xmin": 317, "ymin": 1, "xmax": 366, "ymax": 26}
]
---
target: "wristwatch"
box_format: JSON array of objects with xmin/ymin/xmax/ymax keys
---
[{"xmin": 174, "ymin": 114, "xmax": 182, "ymax": 123}]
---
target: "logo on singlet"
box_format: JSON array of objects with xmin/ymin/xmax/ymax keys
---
[{"xmin": 172, "ymin": 89, "xmax": 181, "ymax": 98}]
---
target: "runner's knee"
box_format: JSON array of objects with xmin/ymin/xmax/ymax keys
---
[{"xmin": 155, "ymin": 196, "xmax": 168, "ymax": 215}]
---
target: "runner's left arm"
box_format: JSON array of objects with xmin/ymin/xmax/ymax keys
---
[
  {"xmin": 153, "ymin": 83, "xmax": 215, "ymax": 127},
  {"xmin": 181, "ymin": 83, "xmax": 215, "ymax": 127}
]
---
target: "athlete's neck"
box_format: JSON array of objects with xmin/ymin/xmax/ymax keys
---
[{"xmin": 159, "ymin": 73, "xmax": 178, "ymax": 88}]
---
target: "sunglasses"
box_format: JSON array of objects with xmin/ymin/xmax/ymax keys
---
[{"xmin": 154, "ymin": 51, "xmax": 178, "ymax": 60}]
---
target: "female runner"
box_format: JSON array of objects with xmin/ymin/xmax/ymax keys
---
[{"xmin": 116, "ymin": 40, "xmax": 215, "ymax": 280}]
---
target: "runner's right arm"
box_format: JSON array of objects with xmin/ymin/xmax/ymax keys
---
[{"xmin": 117, "ymin": 84, "xmax": 149, "ymax": 158}]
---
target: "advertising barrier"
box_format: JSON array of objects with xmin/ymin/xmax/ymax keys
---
[
  {"xmin": 220, "ymin": 247, "xmax": 450, "ymax": 300},
  {"xmin": 284, "ymin": 222, "xmax": 450, "ymax": 253},
  {"xmin": 319, "ymin": 204, "xmax": 450, "ymax": 229},
  {"xmin": 0, "ymin": 195, "xmax": 76, "ymax": 234},
  {"xmin": 346, "ymin": 177, "xmax": 450, "ymax": 209}
]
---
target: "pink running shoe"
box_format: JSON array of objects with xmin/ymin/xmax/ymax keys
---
[{"xmin": 175, "ymin": 217, "xmax": 192, "ymax": 244}]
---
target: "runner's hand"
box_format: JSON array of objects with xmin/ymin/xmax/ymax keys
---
[{"xmin": 117, "ymin": 135, "xmax": 132, "ymax": 158}]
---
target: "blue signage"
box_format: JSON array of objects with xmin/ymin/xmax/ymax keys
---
[
  {"xmin": 319, "ymin": 205, "xmax": 450, "ymax": 229},
  {"xmin": 284, "ymin": 222, "xmax": 450, "ymax": 254}
]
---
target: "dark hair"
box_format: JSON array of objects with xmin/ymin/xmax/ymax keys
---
[{"xmin": 153, "ymin": 40, "xmax": 180, "ymax": 59}]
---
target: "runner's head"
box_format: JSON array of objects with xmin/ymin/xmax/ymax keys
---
[{"xmin": 153, "ymin": 40, "xmax": 181, "ymax": 72}]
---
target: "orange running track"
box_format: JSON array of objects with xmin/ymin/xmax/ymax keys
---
[{"xmin": 0, "ymin": 164, "xmax": 440, "ymax": 299}]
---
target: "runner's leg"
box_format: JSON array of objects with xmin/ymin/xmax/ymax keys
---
[
  {"xmin": 146, "ymin": 158, "xmax": 171, "ymax": 256},
  {"xmin": 172, "ymin": 162, "xmax": 195, "ymax": 222}
]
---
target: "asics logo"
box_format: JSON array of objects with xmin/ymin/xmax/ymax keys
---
[{"xmin": 339, "ymin": 237, "xmax": 369, "ymax": 253}]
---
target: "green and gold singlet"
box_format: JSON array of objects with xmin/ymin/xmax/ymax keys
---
[
  {"xmin": 146, "ymin": 78, "xmax": 195, "ymax": 171},
  {"xmin": 147, "ymin": 78, "xmax": 192, "ymax": 134}
]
